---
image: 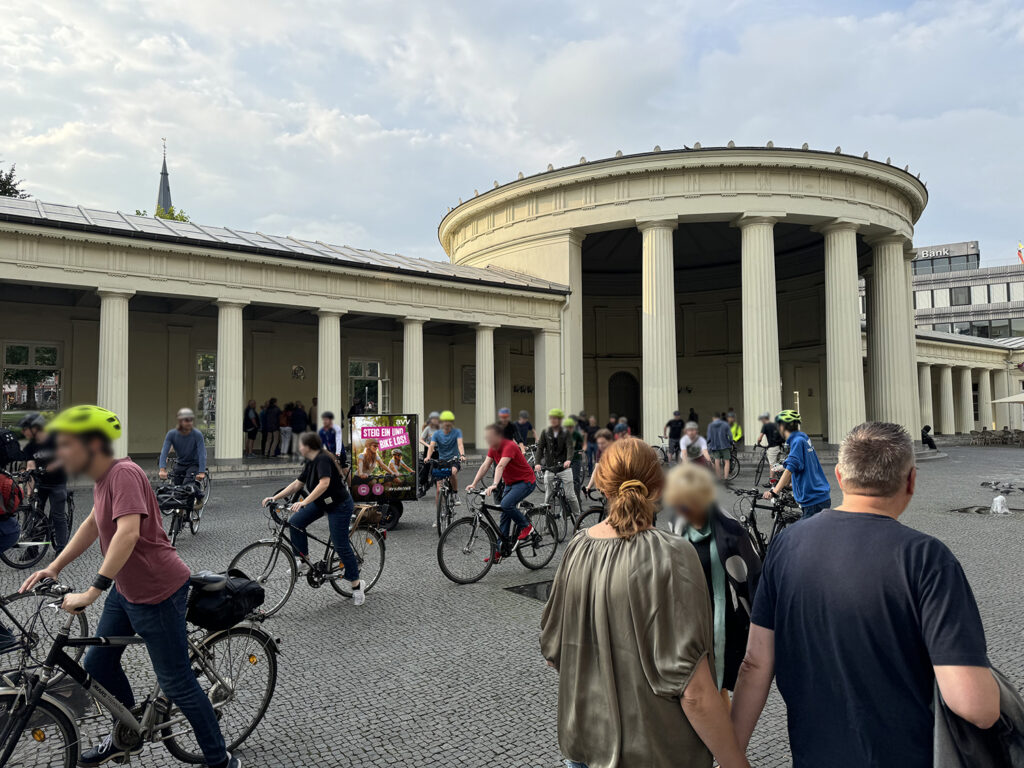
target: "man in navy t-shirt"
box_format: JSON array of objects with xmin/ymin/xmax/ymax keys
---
[
  {"xmin": 732, "ymin": 422, "xmax": 999, "ymax": 768},
  {"xmin": 762, "ymin": 410, "xmax": 831, "ymax": 518}
]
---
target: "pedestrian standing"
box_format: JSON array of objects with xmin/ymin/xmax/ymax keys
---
[
  {"xmin": 243, "ymin": 400, "xmax": 260, "ymax": 458},
  {"xmin": 733, "ymin": 422, "xmax": 999, "ymax": 767},
  {"xmin": 542, "ymin": 438, "xmax": 750, "ymax": 768},
  {"xmin": 706, "ymin": 414, "xmax": 732, "ymax": 479},
  {"xmin": 290, "ymin": 402, "xmax": 309, "ymax": 454},
  {"xmin": 263, "ymin": 398, "xmax": 281, "ymax": 458},
  {"xmin": 308, "ymin": 397, "xmax": 318, "ymax": 431},
  {"xmin": 280, "ymin": 403, "xmax": 294, "ymax": 456},
  {"xmin": 583, "ymin": 416, "xmax": 599, "ymax": 474}
]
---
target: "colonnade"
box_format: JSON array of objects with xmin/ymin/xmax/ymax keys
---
[{"xmin": 918, "ymin": 363, "xmax": 1015, "ymax": 434}]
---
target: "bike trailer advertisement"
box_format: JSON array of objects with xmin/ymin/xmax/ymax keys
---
[{"xmin": 349, "ymin": 414, "xmax": 418, "ymax": 502}]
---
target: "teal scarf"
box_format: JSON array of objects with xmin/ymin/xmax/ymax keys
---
[{"xmin": 686, "ymin": 520, "xmax": 726, "ymax": 689}]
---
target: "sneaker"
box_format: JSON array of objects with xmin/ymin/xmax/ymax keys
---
[
  {"xmin": 484, "ymin": 551, "xmax": 502, "ymax": 564},
  {"xmin": 341, "ymin": 579, "xmax": 365, "ymax": 606},
  {"xmin": 226, "ymin": 752, "xmax": 243, "ymax": 768},
  {"xmin": 295, "ymin": 559, "xmax": 310, "ymax": 576},
  {"xmin": 77, "ymin": 733, "xmax": 142, "ymax": 767},
  {"xmin": 453, "ymin": 499, "xmax": 462, "ymax": 506},
  {"xmin": 516, "ymin": 524, "xmax": 535, "ymax": 541}
]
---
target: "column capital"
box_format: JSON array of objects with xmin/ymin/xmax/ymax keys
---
[
  {"xmin": 96, "ymin": 288, "xmax": 135, "ymax": 299},
  {"xmin": 316, "ymin": 309, "xmax": 346, "ymax": 319},
  {"xmin": 731, "ymin": 212, "xmax": 785, "ymax": 229},
  {"xmin": 636, "ymin": 218, "xmax": 678, "ymax": 233},
  {"xmin": 215, "ymin": 298, "xmax": 249, "ymax": 309},
  {"xmin": 475, "ymin": 322, "xmax": 500, "ymax": 331},
  {"xmin": 865, "ymin": 232, "xmax": 909, "ymax": 249},
  {"xmin": 812, "ymin": 217, "xmax": 869, "ymax": 235},
  {"xmin": 402, "ymin": 315, "xmax": 429, "ymax": 325}
]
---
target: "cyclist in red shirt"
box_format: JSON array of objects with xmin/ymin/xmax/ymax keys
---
[{"xmin": 467, "ymin": 423, "xmax": 537, "ymax": 555}]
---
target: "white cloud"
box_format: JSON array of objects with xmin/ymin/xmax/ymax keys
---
[{"xmin": 0, "ymin": 0, "xmax": 1021, "ymax": 263}]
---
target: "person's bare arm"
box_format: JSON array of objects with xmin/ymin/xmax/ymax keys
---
[
  {"xmin": 263, "ymin": 479, "xmax": 303, "ymax": 506},
  {"xmin": 21, "ymin": 509, "xmax": 100, "ymax": 592},
  {"xmin": 731, "ymin": 624, "xmax": 776, "ymax": 751},
  {"xmin": 60, "ymin": 513, "xmax": 142, "ymax": 614},
  {"xmin": 935, "ymin": 665, "xmax": 1000, "ymax": 729},
  {"xmin": 467, "ymin": 457, "xmax": 494, "ymax": 490},
  {"xmin": 457, "ymin": 437, "xmax": 466, "ymax": 458},
  {"xmin": 488, "ymin": 456, "xmax": 512, "ymax": 491},
  {"xmin": 681, "ymin": 657, "xmax": 750, "ymax": 768}
]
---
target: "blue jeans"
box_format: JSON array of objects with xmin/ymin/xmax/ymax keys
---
[
  {"xmin": 585, "ymin": 443, "xmax": 597, "ymax": 474},
  {"xmin": 37, "ymin": 484, "xmax": 69, "ymax": 551},
  {"xmin": 288, "ymin": 496, "xmax": 359, "ymax": 582},
  {"xmin": 498, "ymin": 481, "xmax": 534, "ymax": 543},
  {"xmin": 83, "ymin": 582, "xmax": 228, "ymax": 767},
  {"xmin": 801, "ymin": 497, "xmax": 832, "ymax": 519},
  {"xmin": 0, "ymin": 523, "xmax": 19, "ymax": 645}
]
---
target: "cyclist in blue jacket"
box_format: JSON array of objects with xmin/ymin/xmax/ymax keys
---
[{"xmin": 762, "ymin": 410, "xmax": 832, "ymax": 518}]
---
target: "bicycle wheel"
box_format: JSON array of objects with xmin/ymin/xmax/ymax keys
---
[
  {"xmin": 553, "ymin": 497, "xmax": 569, "ymax": 543},
  {"xmin": 752, "ymin": 451, "xmax": 767, "ymax": 487},
  {"xmin": 727, "ymin": 453, "xmax": 741, "ymax": 481},
  {"xmin": 434, "ymin": 487, "xmax": 450, "ymax": 537},
  {"xmin": 0, "ymin": 692, "xmax": 77, "ymax": 767},
  {"xmin": 163, "ymin": 626, "xmax": 277, "ymax": 762},
  {"xmin": 0, "ymin": 507, "xmax": 49, "ymax": 570},
  {"xmin": 193, "ymin": 473, "xmax": 212, "ymax": 512},
  {"xmin": 330, "ymin": 525, "xmax": 385, "ymax": 597},
  {"xmin": 65, "ymin": 493, "xmax": 75, "ymax": 537},
  {"xmin": 437, "ymin": 517, "xmax": 496, "ymax": 585},
  {"xmin": 653, "ymin": 446, "xmax": 669, "ymax": 465},
  {"xmin": 229, "ymin": 541, "xmax": 297, "ymax": 617},
  {"xmin": 188, "ymin": 505, "xmax": 201, "ymax": 535},
  {"xmin": 0, "ymin": 592, "xmax": 89, "ymax": 685},
  {"xmin": 517, "ymin": 508, "xmax": 558, "ymax": 570},
  {"xmin": 573, "ymin": 508, "xmax": 604, "ymax": 535},
  {"xmin": 378, "ymin": 500, "xmax": 402, "ymax": 531},
  {"xmin": 167, "ymin": 510, "xmax": 183, "ymax": 547},
  {"xmin": 732, "ymin": 496, "xmax": 766, "ymax": 560}
]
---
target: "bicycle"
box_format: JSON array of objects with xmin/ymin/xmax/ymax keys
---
[
  {"xmin": 542, "ymin": 468, "xmax": 581, "ymax": 542},
  {"xmin": 573, "ymin": 488, "xmax": 607, "ymax": 534},
  {"xmin": 0, "ymin": 470, "xmax": 75, "ymax": 570},
  {"xmin": 437, "ymin": 489, "xmax": 558, "ymax": 584},
  {"xmin": 164, "ymin": 455, "xmax": 213, "ymax": 515},
  {"xmin": 523, "ymin": 445, "xmax": 545, "ymax": 492},
  {"xmin": 730, "ymin": 486, "xmax": 800, "ymax": 559},
  {"xmin": 726, "ymin": 444, "xmax": 741, "ymax": 481},
  {"xmin": 229, "ymin": 499, "xmax": 385, "ymax": 616},
  {"xmin": 156, "ymin": 482, "xmax": 202, "ymax": 547},
  {"xmin": 428, "ymin": 459, "xmax": 461, "ymax": 536},
  {"xmin": 0, "ymin": 575, "xmax": 277, "ymax": 767},
  {"xmin": 752, "ymin": 443, "xmax": 788, "ymax": 487},
  {"xmin": 653, "ymin": 436, "xmax": 679, "ymax": 466},
  {"xmin": 0, "ymin": 589, "xmax": 89, "ymax": 686}
]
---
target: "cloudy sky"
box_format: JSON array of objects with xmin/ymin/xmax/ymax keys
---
[{"xmin": 2, "ymin": 0, "xmax": 1022, "ymax": 264}]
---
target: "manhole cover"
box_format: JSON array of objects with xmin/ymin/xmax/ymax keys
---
[{"xmin": 505, "ymin": 580, "xmax": 553, "ymax": 602}]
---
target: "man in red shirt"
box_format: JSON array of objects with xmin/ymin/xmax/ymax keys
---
[
  {"xmin": 467, "ymin": 423, "xmax": 537, "ymax": 555},
  {"xmin": 22, "ymin": 405, "xmax": 240, "ymax": 768}
]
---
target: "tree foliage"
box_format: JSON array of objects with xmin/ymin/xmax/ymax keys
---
[
  {"xmin": 0, "ymin": 162, "xmax": 29, "ymax": 199},
  {"xmin": 134, "ymin": 205, "xmax": 190, "ymax": 222}
]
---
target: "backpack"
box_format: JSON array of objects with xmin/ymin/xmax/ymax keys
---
[
  {"xmin": 186, "ymin": 569, "xmax": 265, "ymax": 632},
  {"xmin": 0, "ymin": 471, "xmax": 23, "ymax": 518},
  {"xmin": 0, "ymin": 429, "xmax": 20, "ymax": 469}
]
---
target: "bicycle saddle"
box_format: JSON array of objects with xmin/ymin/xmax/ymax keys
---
[{"xmin": 189, "ymin": 571, "xmax": 228, "ymax": 591}]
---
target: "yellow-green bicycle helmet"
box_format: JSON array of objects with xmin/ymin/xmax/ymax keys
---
[
  {"xmin": 47, "ymin": 405, "xmax": 123, "ymax": 441},
  {"xmin": 548, "ymin": 408, "xmax": 565, "ymax": 419},
  {"xmin": 775, "ymin": 409, "xmax": 801, "ymax": 425},
  {"xmin": 439, "ymin": 410, "xmax": 456, "ymax": 422}
]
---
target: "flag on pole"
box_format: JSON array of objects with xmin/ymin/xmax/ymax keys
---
[{"xmin": 1018, "ymin": 241, "xmax": 1023, "ymax": 264}]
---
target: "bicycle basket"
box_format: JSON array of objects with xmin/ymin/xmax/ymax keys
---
[
  {"xmin": 354, "ymin": 503, "xmax": 382, "ymax": 527},
  {"xmin": 156, "ymin": 485, "xmax": 195, "ymax": 511},
  {"xmin": 431, "ymin": 466, "xmax": 452, "ymax": 479},
  {"xmin": 186, "ymin": 569, "xmax": 265, "ymax": 632}
]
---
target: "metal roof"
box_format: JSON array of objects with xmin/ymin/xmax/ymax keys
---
[
  {"xmin": 915, "ymin": 326, "xmax": 1024, "ymax": 352},
  {"xmin": 0, "ymin": 196, "xmax": 568, "ymax": 295}
]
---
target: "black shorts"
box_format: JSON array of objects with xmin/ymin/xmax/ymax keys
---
[{"xmin": 245, "ymin": 429, "xmax": 258, "ymax": 439}]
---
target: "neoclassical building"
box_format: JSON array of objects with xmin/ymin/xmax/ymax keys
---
[{"xmin": 1, "ymin": 145, "xmax": 1021, "ymax": 458}]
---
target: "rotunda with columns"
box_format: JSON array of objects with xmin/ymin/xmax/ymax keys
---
[{"xmin": 440, "ymin": 144, "xmax": 1019, "ymax": 444}]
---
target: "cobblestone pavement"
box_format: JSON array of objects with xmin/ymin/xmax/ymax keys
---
[{"xmin": 2, "ymin": 446, "xmax": 1022, "ymax": 767}]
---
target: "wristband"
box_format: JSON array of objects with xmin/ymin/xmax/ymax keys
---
[{"xmin": 93, "ymin": 574, "xmax": 113, "ymax": 592}]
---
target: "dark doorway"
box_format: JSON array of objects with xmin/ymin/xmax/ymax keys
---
[{"xmin": 608, "ymin": 371, "xmax": 641, "ymax": 435}]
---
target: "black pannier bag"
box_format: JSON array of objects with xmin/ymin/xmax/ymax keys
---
[{"xmin": 186, "ymin": 569, "xmax": 265, "ymax": 632}]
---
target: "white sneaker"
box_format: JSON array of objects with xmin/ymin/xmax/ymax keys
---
[
  {"xmin": 295, "ymin": 559, "xmax": 310, "ymax": 576},
  {"xmin": 342, "ymin": 579, "xmax": 366, "ymax": 605}
]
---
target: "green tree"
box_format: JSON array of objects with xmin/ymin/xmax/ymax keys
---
[
  {"xmin": 134, "ymin": 204, "xmax": 190, "ymax": 222},
  {"xmin": 0, "ymin": 162, "xmax": 29, "ymax": 199}
]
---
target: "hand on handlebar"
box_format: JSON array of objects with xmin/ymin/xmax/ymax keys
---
[
  {"xmin": 485, "ymin": 484, "xmax": 498, "ymax": 497},
  {"xmin": 762, "ymin": 489, "xmax": 778, "ymax": 500},
  {"xmin": 159, "ymin": 468, "xmax": 168, "ymax": 480},
  {"xmin": 261, "ymin": 496, "xmax": 275, "ymax": 507},
  {"xmin": 61, "ymin": 590, "xmax": 99, "ymax": 615},
  {"xmin": 21, "ymin": 565, "xmax": 61, "ymax": 594}
]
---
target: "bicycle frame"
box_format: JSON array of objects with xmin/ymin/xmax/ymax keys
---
[{"xmin": 465, "ymin": 494, "xmax": 524, "ymax": 551}]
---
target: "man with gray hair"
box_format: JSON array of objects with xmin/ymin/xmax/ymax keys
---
[{"xmin": 732, "ymin": 422, "xmax": 999, "ymax": 767}]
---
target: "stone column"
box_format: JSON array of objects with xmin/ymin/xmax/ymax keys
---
[
  {"xmin": 97, "ymin": 289, "xmax": 133, "ymax": 458},
  {"xmin": 737, "ymin": 215, "xmax": 782, "ymax": 444},
  {"xmin": 402, "ymin": 317, "xmax": 427, "ymax": 423},
  {"xmin": 863, "ymin": 271, "xmax": 875, "ymax": 420},
  {"xmin": 994, "ymin": 368, "xmax": 1010, "ymax": 429},
  {"xmin": 918, "ymin": 363, "xmax": 934, "ymax": 433},
  {"xmin": 475, "ymin": 324, "xmax": 497, "ymax": 448},
  {"xmin": 534, "ymin": 329, "xmax": 560, "ymax": 423},
  {"xmin": 638, "ymin": 219, "xmax": 678, "ymax": 443},
  {"xmin": 903, "ymin": 253, "xmax": 921, "ymax": 433},
  {"xmin": 977, "ymin": 368, "xmax": 993, "ymax": 431},
  {"xmin": 316, "ymin": 310, "xmax": 344, "ymax": 425},
  {"xmin": 867, "ymin": 236, "xmax": 914, "ymax": 427},
  {"xmin": 495, "ymin": 342, "xmax": 512, "ymax": 413},
  {"xmin": 214, "ymin": 300, "xmax": 246, "ymax": 460},
  {"xmin": 820, "ymin": 220, "xmax": 866, "ymax": 442},
  {"xmin": 937, "ymin": 365, "xmax": 956, "ymax": 435},
  {"xmin": 563, "ymin": 233, "xmax": 585, "ymax": 414},
  {"xmin": 956, "ymin": 367, "xmax": 974, "ymax": 433}
]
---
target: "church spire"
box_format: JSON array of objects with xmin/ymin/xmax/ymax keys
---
[{"xmin": 156, "ymin": 138, "xmax": 172, "ymax": 213}]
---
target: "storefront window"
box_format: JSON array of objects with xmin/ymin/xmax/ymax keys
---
[{"xmin": 2, "ymin": 342, "xmax": 63, "ymax": 426}]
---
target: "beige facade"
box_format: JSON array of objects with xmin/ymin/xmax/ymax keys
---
[{"xmin": 3, "ymin": 146, "xmax": 1023, "ymax": 457}]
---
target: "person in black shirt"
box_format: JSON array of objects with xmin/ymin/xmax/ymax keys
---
[
  {"xmin": 496, "ymin": 408, "xmax": 520, "ymax": 445},
  {"xmin": 262, "ymin": 431, "xmax": 364, "ymax": 606},
  {"xmin": 921, "ymin": 424, "xmax": 938, "ymax": 450},
  {"xmin": 19, "ymin": 413, "xmax": 70, "ymax": 553},
  {"xmin": 687, "ymin": 407, "xmax": 699, "ymax": 424},
  {"xmin": 755, "ymin": 411, "xmax": 785, "ymax": 480},
  {"xmin": 663, "ymin": 411, "xmax": 686, "ymax": 461},
  {"xmin": 732, "ymin": 422, "xmax": 998, "ymax": 766}
]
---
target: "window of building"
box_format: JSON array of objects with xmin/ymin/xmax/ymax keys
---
[
  {"xmin": 950, "ymin": 255, "xmax": 968, "ymax": 271},
  {"xmin": 348, "ymin": 359, "xmax": 390, "ymax": 415},
  {"xmin": 971, "ymin": 321, "xmax": 990, "ymax": 338},
  {"xmin": 932, "ymin": 257, "xmax": 951, "ymax": 273},
  {"xmin": 972, "ymin": 383, "xmax": 979, "ymax": 421},
  {"xmin": 195, "ymin": 351, "xmax": 216, "ymax": 432},
  {"xmin": 2, "ymin": 342, "xmax": 63, "ymax": 425},
  {"xmin": 914, "ymin": 290, "xmax": 932, "ymax": 309},
  {"xmin": 990, "ymin": 283, "xmax": 1008, "ymax": 303},
  {"xmin": 952, "ymin": 322, "xmax": 971, "ymax": 335},
  {"xmin": 933, "ymin": 288, "xmax": 950, "ymax": 308},
  {"xmin": 970, "ymin": 285, "xmax": 989, "ymax": 305},
  {"xmin": 933, "ymin": 323, "xmax": 952, "ymax": 333},
  {"xmin": 1012, "ymin": 319, "xmax": 1024, "ymax": 338},
  {"xmin": 990, "ymin": 319, "xmax": 1010, "ymax": 339},
  {"xmin": 1011, "ymin": 282, "xmax": 1024, "ymax": 302},
  {"xmin": 914, "ymin": 259, "xmax": 933, "ymax": 275},
  {"xmin": 950, "ymin": 287, "xmax": 971, "ymax": 306},
  {"xmin": 968, "ymin": 254, "xmax": 980, "ymax": 269}
]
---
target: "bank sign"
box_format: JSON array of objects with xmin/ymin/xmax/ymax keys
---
[
  {"xmin": 349, "ymin": 414, "xmax": 419, "ymax": 502},
  {"xmin": 914, "ymin": 241, "xmax": 979, "ymax": 260}
]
